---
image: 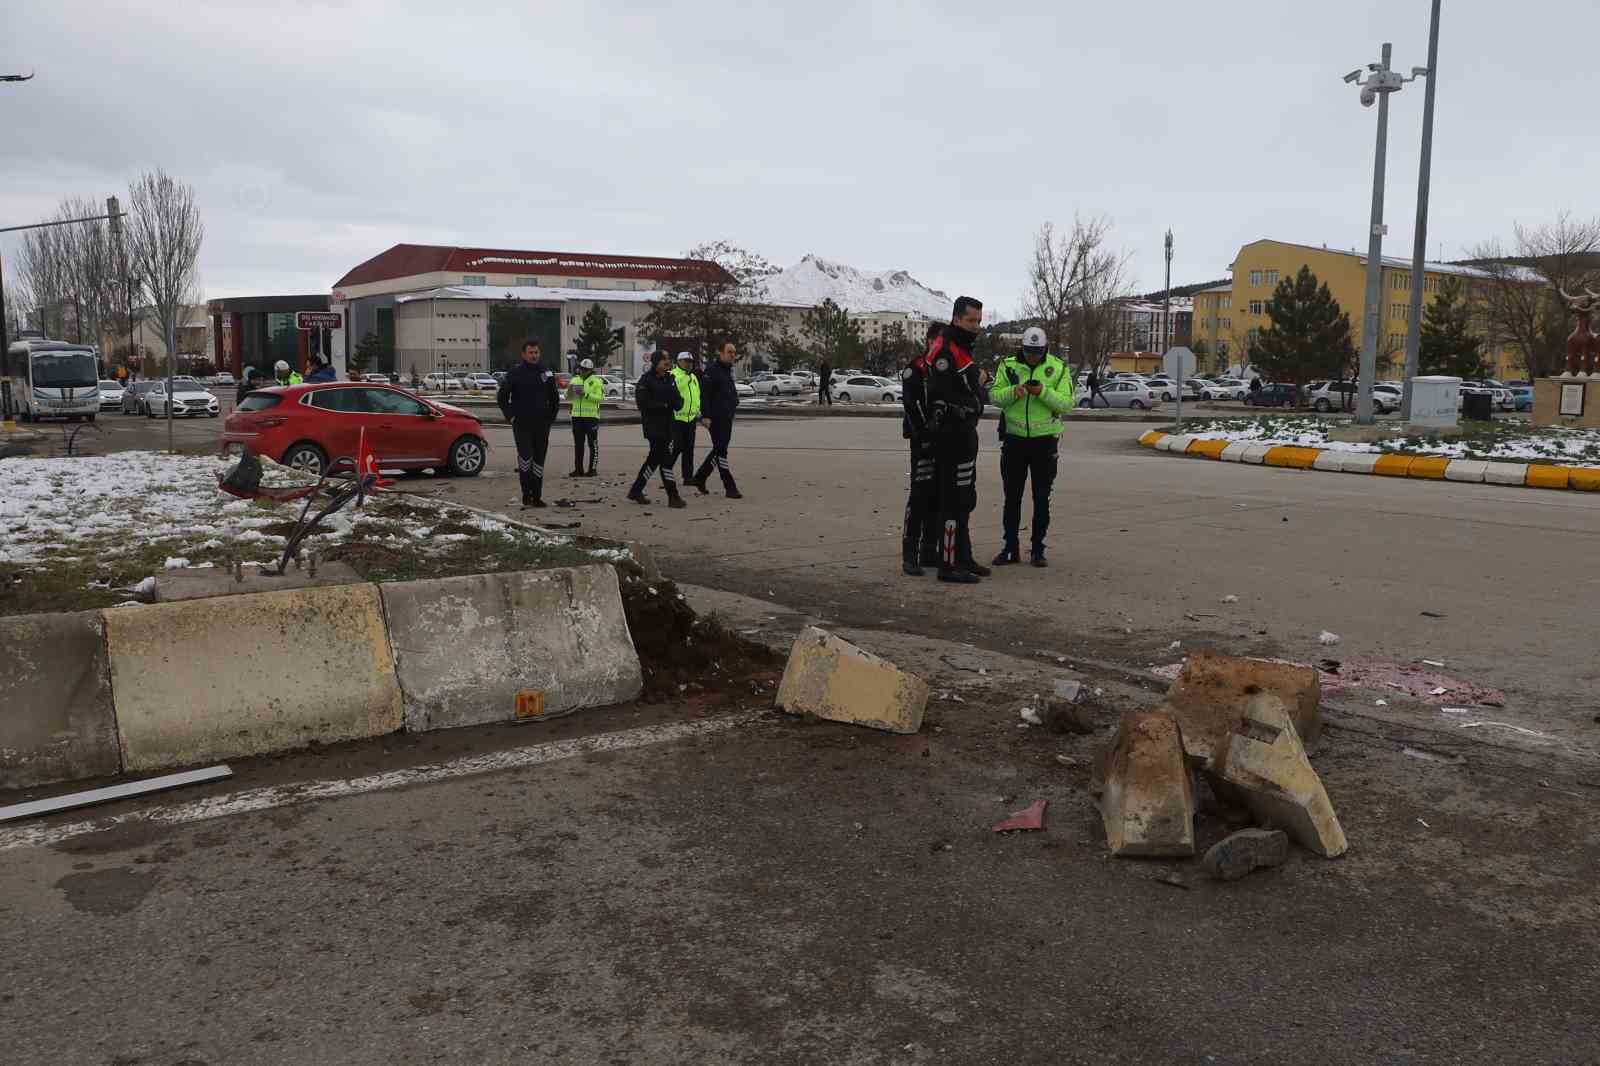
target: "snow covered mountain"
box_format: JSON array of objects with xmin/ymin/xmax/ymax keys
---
[{"xmin": 761, "ymin": 255, "xmax": 952, "ymax": 318}]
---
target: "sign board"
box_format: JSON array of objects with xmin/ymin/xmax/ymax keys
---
[
  {"xmin": 1162, "ymin": 346, "xmax": 1196, "ymax": 381},
  {"xmin": 1560, "ymin": 383, "xmax": 1586, "ymax": 417},
  {"xmin": 296, "ymin": 311, "xmax": 342, "ymax": 331}
]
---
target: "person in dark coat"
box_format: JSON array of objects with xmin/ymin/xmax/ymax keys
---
[
  {"xmin": 690, "ymin": 338, "xmax": 743, "ymax": 498},
  {"xmin": 899, "ymin": 321, "xmax": 943, "ymax": 575},
  {"xmin": 235, "ymin": 367, "xmax": 260, "ymax": 405},
  {"xmin": 925, "ymin": 296, "xmax": 991, "ymax": 584},
  {"xmin": 627, "ymin": 350, "xmax": 686, "ymax": 508},
  {"xmin": 303, "ymin": 353, "xmax": 337, "ymax": 383},
  {"xmin": 496, "ymin": 339, "xmax": 561, "ymax": 507},
  {"xmin": 818, "ymin": 362, "xmax": 833, "ymax": 406}
]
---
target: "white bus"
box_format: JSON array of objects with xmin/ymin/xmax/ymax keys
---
[{"xmin": 3, "ymin": 339, "xmax": 101, "ymax": 422}]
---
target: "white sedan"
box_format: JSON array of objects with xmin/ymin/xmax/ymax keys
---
[
  {"xmin": 600, "ymin": 376, "xmax": 635, "ymax": 400},
  {"xmin": 460, "ymin": 373, "xmax": 499, "ymax": 391},
  {"xmin": 146, "ymin": 380, "xmax": 220, "ymax": 418},
  {"xmin": 1098, "ymin": 380, "xmax": 1162, "ymax": 409},
  {"xmin": 751, "ymin": 373, "xmax": 802, "ymax": 396},
  {"xmin": 833, "ymin": 375, "xmax": 902, "ymax": 403},
  {"xmin": 97, "ymin": 379, "xmax": 125, "ymax": 411},
  {"xmin": 1201, "ymin": 378, "xmax": 1250, "ymax": 401}
]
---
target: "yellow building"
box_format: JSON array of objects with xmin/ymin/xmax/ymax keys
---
[{"xmin": 1192, "ymin": 239, "xmax": 1524, "ymax": 381}]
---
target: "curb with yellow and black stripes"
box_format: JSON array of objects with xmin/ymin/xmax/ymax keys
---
[{"xmin": 1136, "ymin": 430, "xmax": 1600, "ymax": 492}]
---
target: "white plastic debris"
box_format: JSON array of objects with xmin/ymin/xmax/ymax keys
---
[
  {"xmin": 1375, "ymin": 699, "xmax": 1388, "ymax": 707},
  {"xmin": 1168, "ymin": 640, "xmax": 1182, "ymax": 650},
  {"xmin": 162, "ymin": 556, "xmax": 191, "ymax": 570},
  {"xmin": 1221, "ymin": 594, "xmax": 1239, "ymax": 604},
  {"xmin": 1020, "ymin": 706, "xmax": 1043, "ymax": 727},
  {"xmin": 1441, "ymin": 707, "xmax": 1470, "ymax": 715},
  {"xmin": 1430, "ymin": 687, "xmax": 1449, "ymax": 696},
  {"xmin": 1318, "ymin": 630, "xmax": 1341, "ymax": 646},
  {"xmin": 132, "ymin": 576, "xmax": 156, "ymax": 596},
  {"xmin": 1420, "ymin": 659, "xmax": 1446, "ymax": 667}
]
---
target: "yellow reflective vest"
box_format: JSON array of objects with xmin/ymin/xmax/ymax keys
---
[
  {"xmin": 672, "ymin": 366, "xmax": 702, "ymax": 422},
  {"xmin": 569, "ymin": 373, "xmax": 604, "ymax": 418},
  {"xmin": 989, "ymin": 354, "xmax": 1074, "ymax": 437}
]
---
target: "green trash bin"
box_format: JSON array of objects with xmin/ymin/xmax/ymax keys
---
[{"xmin": 1462, "ymin": 392, "xmax": 1493, "ymax": 421}]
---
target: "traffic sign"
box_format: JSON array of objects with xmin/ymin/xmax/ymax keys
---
[
  {"xmin": 1162, "ymin": 346, "xmax": 1196, "ymax": 380},
  {"xmin": 296, "ymin": 311, "xmax": 342, "ymax": 331}
]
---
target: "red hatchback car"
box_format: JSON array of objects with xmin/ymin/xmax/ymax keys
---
[{"xmin": 221, "ymin": 383, "xmax": 489, "ymax": 477}]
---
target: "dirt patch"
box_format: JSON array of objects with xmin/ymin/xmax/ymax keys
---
[
  {"xmin": 319, "ymin": 540, "xmax": 409, "ymax": 569},
  {"xmin": 53, "ymin": 867, "xmax": 159, "ymax": 916},
  {"xmin": 618, "ymin": 564, "xmax": 782, "ymax": 703}
]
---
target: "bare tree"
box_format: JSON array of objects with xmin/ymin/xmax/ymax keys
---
[
  {"xmin": 127, "ymin": 170, "xmax": 204, "ymax": 370},
  {"xmin": 16, "ymin": 222, "xmax": 71, "ymax": 339},
  {"xmin": 1022, "ymin": 216, "xmax": 1131, "ymax": 364},
  {"xmin": 1469, "ymin": 214, "xmax": 1600, "ymax": 380},
  {"xmin": 641, "ymin": 240, "xmax": 781, "ymax": 357}
]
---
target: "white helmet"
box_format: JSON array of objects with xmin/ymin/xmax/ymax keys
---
[
  {"xmin": 274, "ymin": 359, "xmax": 290, "ymax": 372},
  {"xmin": 1021, "ymin": 327, "xmax": 1047, "ymax": 350},
  {"xmin": 675, "ymin": 351, "xmax": 694, "ymax": 363},
  {"xmin": 578, "ymin": 358, "xmax": 595, "ymax": 370}
]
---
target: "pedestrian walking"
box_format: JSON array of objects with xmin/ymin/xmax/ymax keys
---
[
  {"xmin": 1249, "ymin": 376, "xmax": 1263, "ymax": 398},
  {"xmin": 989, "ymin": 327, "xmax": 1074, "ymax": 567},
  {"xmin": 567, "ymin": 358, "xmax": 604, "ymax": 477},
  {"xmin": 628, "ymin": 350, "xmax": 686, "ymax": 508},
  {"xmin": 1086, "ymin": 366, "xmax": 1107, "ymax": 408},
  {"xmin": 670, "ymin": 351, "xmax": 702, "ymax": 483},
  {"xmin": 691, "ymin": 338, "xmax": 743, "ymax": 498},
  {"xmin": 926, "ymin": 296, "xmax": 991, "ymax": 584},
  {"xmin": 818, "ymin": 361, "xmax": 833, "ymax": 406},
  {"xmin": 899, "ymin": 322, "xmax": 943, "ymax": 575},
  {"xmin": 496, "ymin": 339, "xmax": 560, "ymax": 508}
]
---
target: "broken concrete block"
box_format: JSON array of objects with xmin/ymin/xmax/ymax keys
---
[
  {"xmin": 1093, "ymin": 710, "xmax": 1196, "ymax": 857},
  {"xmin": 775, "ymin": 627, "xmax": 928, "ymax": 734},
  {"xmin": 1202, "ymin": 828, "xmax": 1289, "ymax": 881},
  {"xmin": 1212, "ymin": 694, "xmax": 1347, "ymax": 859},
  {"xmin": 1161, "ymin": 652, "xmax": 1322, "ymax": 768}
]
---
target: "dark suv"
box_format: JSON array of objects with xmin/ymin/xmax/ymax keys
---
[{"xmin": 1245, "ymin": 383, "xmax": 1301, "ymax": 408}]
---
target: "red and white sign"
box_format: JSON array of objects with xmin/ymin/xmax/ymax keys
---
[{"xmin": 297, "ymin": 311, "xmax": 342, "ymax": 331}]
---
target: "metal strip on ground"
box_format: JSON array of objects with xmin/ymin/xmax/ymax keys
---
[
  {"xmin": 0, "ymin": 765, "xmax": 233, "ymax": 824},
  {"xmin": 0, "ymin": 712, "xmax": 760, "ymax": 852}
]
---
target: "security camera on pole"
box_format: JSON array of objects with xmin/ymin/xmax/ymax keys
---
[{"xmin": 1343, "ymin": 45, "xmax": 1428, "ymax": 425}]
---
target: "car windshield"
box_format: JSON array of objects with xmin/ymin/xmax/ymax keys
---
[{"xmin": 31, "ymin": 351, "xmax": 99, "ymax": 388}]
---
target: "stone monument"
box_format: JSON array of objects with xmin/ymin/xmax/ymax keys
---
[{"xmin": 1532, "ymin": 288, "xmax": 1600, "ymax": 427}]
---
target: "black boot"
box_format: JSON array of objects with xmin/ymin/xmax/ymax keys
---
[
  {"xmin": 937, "ymin": 567, "xmax": 981, "ymax": 584},
  {"xmin": 992, "ymin": 544, "xmax": 1021, "ymax": 566},
  {"xmin": 1030, "ymin": 547, "xmax": 1049, "ymax": 568},
  {"xmin": 667, "ymin": 489, "xmax": 687, "ymax": 510},
  {"xmin": 959, "ymin": 531, "xmax": 991, "ymax": 577},
  {"xmin": 689, "ymin": 474, "xmax": 709, "ymax": 495},
  {"xmin": 627, "ymin": 467, "xmax": 652, "ymax": 504}
]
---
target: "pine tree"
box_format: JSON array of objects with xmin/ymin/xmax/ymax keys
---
[
  {"xmin": 1251, "ymin": 266, "xmax": 1356, "ymax": 386},
  {"xmin": 350, "ymin": 331, "xmax": 385, "ymax": 378},
  {"xmin": 1418, "ymin": 278, "xmax": 1487, "ymax": 379},
  {"xmin": 573, "ymin": 303, "xmax": 621, "ymax": 368},
  {"xmin": 800, "ymin": 299, "xmax": 864, "ymax": 368}
]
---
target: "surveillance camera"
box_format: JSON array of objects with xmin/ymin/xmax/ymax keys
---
[
  {"xmin": 1343, "ymin": 69, "xmax": 1363, "ymax": 84},
  {"xmin": 1360, "ymin": 86, "xmax": 1377, "ymax": 108}
]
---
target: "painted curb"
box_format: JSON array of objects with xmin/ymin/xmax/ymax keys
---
[{"xmin": 1139, "ymin": 431, "xmax": 1600, "ymax": 492}]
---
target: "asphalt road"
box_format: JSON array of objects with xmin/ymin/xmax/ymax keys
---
[{"xmin": 6, "ymin": 410, "xmax": 1599, "ymax": 1064}]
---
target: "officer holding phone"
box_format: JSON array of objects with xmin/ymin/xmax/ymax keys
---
[{"xmin": 988, "ymin": 327, "xmax": 1074, "ymax": 567}]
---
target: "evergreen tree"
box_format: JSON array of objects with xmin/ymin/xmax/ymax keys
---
[
  {"xmin": 1418, "ymin": 278, "xmax": 1488, "ymax": 379},
  {"xmin": 573, "ymin": 303, "xmax": 621, "ymax": 368},
  {"xmin": 350, "ymin": 330, "xmax": 385, "ymax": 377},
  {"xmin": 800, "ymin": 298, "xmax": 864, "ymax": 368},
  {"xmin": 641, "ymin": 240, "xmax": 781, "ymax": 355},
  {"xmin": 767, "ymin": 325, "xmax": 810, "ymax": 373},
  {"xmin": 1251, "ymin": 266, "xmax": 1356, "ymax": 386}
]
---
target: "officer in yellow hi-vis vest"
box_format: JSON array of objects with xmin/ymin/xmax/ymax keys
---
[
  {"xmin": 670, "ymin": 351, "xmax": 703, "ymax": 483},
  {"xmin": 988, "ymin": 327, "xmax": 1074, "ymax": 567},
  {"xmin": 567, "ymin": 358, "xmax": 605, "ymax": 477}
]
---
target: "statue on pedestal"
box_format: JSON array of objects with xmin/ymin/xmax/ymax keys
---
[{"xmin": 1558, "ymin": 288, "xmax": 1599, "ymax": 377}]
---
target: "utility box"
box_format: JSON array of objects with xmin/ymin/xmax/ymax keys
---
[{"xmin": 1409, "ymin": 376, "xmax": 1460, "ymax": 429}]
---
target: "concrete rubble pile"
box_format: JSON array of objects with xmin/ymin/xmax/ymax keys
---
[{"xmin": 1090, "ymin": 652, "xmax": 1348, "ymax": 874}]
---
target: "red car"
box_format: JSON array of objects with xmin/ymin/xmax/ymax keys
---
[{"xmin": 221, "ymin": 383, "xmax": 489, "ymax": 477}]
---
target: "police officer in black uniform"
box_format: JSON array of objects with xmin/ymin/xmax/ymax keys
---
[
  {"xmin": 627, "ymin": 350, "xmax": 686, "ymax": 508},
  {"xmin": 899, "ymin": 322, "xmax": 942, "ymax": 576},
  {"xmin": 925, "ymin": 296, "xmax": 991, "ymax": 584},
  {"xmin": 495, "ymin": 339, "xmax": 560, "ymax": 508},
  {"xmin": 691, "ymin": 338, "xmax": 743, "ymax": 498}
]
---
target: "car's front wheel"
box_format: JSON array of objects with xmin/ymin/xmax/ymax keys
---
[
  {"xmin": 837, "ymin": 391, "xmax": 851, "ymax": 403},
  {"xmin": 447, "ymin": 435, "xmax": 487, "ymax": 477},
  {"xmin": 882, "ymin": 392, "xmax": 895, "ymax": 403},
  {"xmin": 282, "ymin": 442, "xmax": 329, "ymax": 477},
  {"xmin": 1129, "ymin": 399, "xmax": 1146, "ymax": 410},
  {"xmin": 1313, "ymin": 399, "xmax": 1331, "ymax": 412}
]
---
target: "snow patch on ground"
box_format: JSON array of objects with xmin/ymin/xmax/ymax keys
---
[{"xmin": 1176, "ymin": 416, "xmax": 1600, "ymax": 466}]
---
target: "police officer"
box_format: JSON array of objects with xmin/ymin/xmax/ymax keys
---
[
  {"xmin": 691, "ymin": 338, "xmax": 743, "ymax": 498},
  {"xmin": 273, "ymin": 359, "xmax": 301, "ymax": 386},
  {"xmin": 670, "ymin": 351, "xmax": 702, "ymax": 484},
  {"xmin": 496, "ymin": 339, "xmax": 560, "ymax": 508},
  {"xmin": 628, "ymin": 350, "xmax": 686, "ymax": 508},
  {"xmin": 925, "ymin": 296, "xmax": 991, "ymax": 584},
  {"xmin": 567, "ymin": 358, "xmax": 604, "ymax": 477},
  {"xmin": 899, "ymin": 322, "xmax": 942, "ymax": 576},
  {"xmin": 989, "ymin": 327, "xmax": 1074, "ymax": 567}
]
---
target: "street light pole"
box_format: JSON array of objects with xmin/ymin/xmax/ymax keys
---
[
  {"xmin": 1355, "ymin": 43, "xmax": 1394, "ymax": 425},
  {"xmin": 1165, "ymin": 229, "xmax": 1179, "ymax": 423},
  {"xmin": 1400, "ymin": 0, "xmax": 1442, "ymax": 422}
]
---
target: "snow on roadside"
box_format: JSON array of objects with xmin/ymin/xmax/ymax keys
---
[
  {"xmin": 1175, "ymin": 416, "xmax": 1600, "ymax": 466},
  {"xmin": 0, "ymin": 452, "xmax": 618, "ymax": 571}
]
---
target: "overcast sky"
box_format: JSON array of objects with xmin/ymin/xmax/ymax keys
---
[{"xmin": 2, "ymin": 1, "xmax": 1595, "ymax": 316}]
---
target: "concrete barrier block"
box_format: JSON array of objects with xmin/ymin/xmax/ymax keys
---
[
  {"xmin": 1482, "ymin": 461, "xmax": 1529, "ymax": 485},
  {"xmin": 776, "ymin": 626, "xmax": 927, "ymax": 734},
  {"xmin": 1213, "ymin": 694, "xmax": 1347, "ymax": 858},
  {"xmin": 1444, "ymin": 459, "xmax": 1488, "ymax": 483},
  {"xmin": 1219, "ymin": 441, "xmax": 1253, "ymax": 463},
  {"xmin": 1157, "ymin": 434, "xmax": 1196, "ymax": 453},
  {"xmin": 1240, "ymin": 443, "xmax": 1273, "ymax": 465},
  {"xmin": 0, "ymin": 611, "xmax": 120, "ymax": 788},
  {"xmin": 155, "ymin": 562, "xmax": 364, "ymax": 603},
  {"xmin": 1374, "ymin": 454, "xmax": 1414, "ymax": 477},
  {"xmin": 1407, "ymin": 456, "xmax": 1450, "ymax": 480},
  {"xmin": 1138, "ymin": 430, "xmax": 1167, "ymax": 447},
  {"xmin": 381, "ymin": 565, "xmax": 642, "ymax": 732},
  {"xmin": 1526, "ymin": 464, "xmax": 1572, "ymax": 490},
  {"xmin": 1570, "ymin": 467, "xmax": 1600, "ymax": 492},
  {"xmin": 1264, "ymin": 446, "xmax": 1321, "ymax": 469},
  {"xmin": 1160, "ymin": 652, "xmax": 1321, "ymax": 768},
  {"xmin": 107, "ymin": 584, "xmax": 403, "ymax": 771},
  {"xmin": 1093, "ymin": 710, "xmax": 1195, "ymax": 857},
  {"xmin": 1187, "ymin": 439, "xmax": 1229, "ymax": 459},
  {"xmin": 1312, "ymin": 451, "xmax": 1344, "ymax": 472},
  {"xmin": 1335, "ymin": 452, "xmax": 1382, "ymax": 474}
]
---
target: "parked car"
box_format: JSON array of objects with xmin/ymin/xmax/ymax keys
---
[
  {"xmin": 421, "ymin": 372, "xmax": 459, "ymax": 390},
  {"xmin": 461, "ymin": 373, "xmax": 498, "ymax": 391},
  {"xmin": 1508, "ymin": 385, "xmax": 1534, "ymax": 412},
  {"xmin": 360, "ymin": 372, "xmax": 391, "ymax": 384},
  {"xmin": 220, "ymin": 383, "xmax": 489, "ymax": 478},
  {"xmin": 1099, "ymin": 380, "xmax": 1161, "ymax": 409},
  {"xmin": 120, "ymin": 381, "xmax": 161, "ymax": 414},
  {"xmin": 1180, "ymin": 378, "xmax": 1207, "ymax": 400},
  {"xmin": 735, "ymin": 381, "xmax": 755, "ymax": 398},
  {"xmin": 1145, "ymin": 377, "xmax": 1177, "ymax": 401},
  {"xmin": 751, "ymin": 372, "xmax": 802, "ymax": 396},
  {"xmin": 146, "ymin": 379, "xmax": 220, "ymax": 419},
  {"xmin": 1201, "ymin": 378, "xmax": 1249, "ymax": 401},
  {"xmin": 1464, "ymin": 380, "xmax": 1514, "ymax": 411},
  {"xmin": 834, "ymin": 375, "xmax": 902, "ymax": 403},
  {"xmin": 97, "ymin": 379, "xmax": 125, "ymax": 411},
  {"xmin": 600, "ymin": 375, "xmax": 635, "ymax": 400},
  {"xmin": 214, "ymin": 372, "xmax": 235, "ymax": 386},
  {"xmin": 1246, "ymin": 382, "xmax": 1302, "ymax": 408},
  {"xmin": 788, "ymin": 370, "xmax": 817, "ymax": 387}
]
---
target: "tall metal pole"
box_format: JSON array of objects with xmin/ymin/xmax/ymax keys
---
[
  {"xmin": 166, "ymin": 318, "xmax": 175, "ymax": 454},
  {"xmin": 1, "ymin": 247, "xmax": 12, "ymax": 426},
  {"xmin": 1400, "ymin": 0, "xmax": 1442, "ymax": 422},
  {"xmin": 1356, "ymin": 43, "xmax": 1393, "ymax": 425},
  {"xmin": 1166, "ymin": 229, "xmax": 1181, "ymax": 424}
]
